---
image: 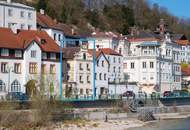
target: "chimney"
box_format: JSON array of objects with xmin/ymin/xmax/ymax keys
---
[
  {"xmin": 40, "ymin": 9, "xmax": 45, "ymax": 15},
  {"xmin": 7, "ymin": 0, "xmax": 11, "ymax": 3},
  {"xmin": 11, "ymin": 24, "xmax": 18, "ymax": 34},
  {"xmin": 71, "ymin": 28, "xmax": 75, "ymax": 35}
]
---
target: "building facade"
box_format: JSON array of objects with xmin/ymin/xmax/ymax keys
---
[
  {"xmin": 0, "ymin": 28, "xmax": 61, "ymax": 99},
  {"xmin": 0, "ymin": 0, "xmax": 36, "ymax": 30}
]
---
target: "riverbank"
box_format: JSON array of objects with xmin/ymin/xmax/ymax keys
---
[{"xmin": 36, "ymin": 112, "xmax": 190, "ymax": 130}]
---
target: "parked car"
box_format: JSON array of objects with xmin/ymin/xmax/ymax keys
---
[
  {"xmin": 173, "ymin": 90, "xmax": 189, "ymax": 97},
  {"xmin": 122, "ymin": 91, "xmax": 135, "ymax": 97},
  {"xmin": 7, "ymin": 92, "xmax": 29, "ymax": 101},
  {"xmin": 163, "ymin": 91, "xmax": 173, "ymax": 97}
]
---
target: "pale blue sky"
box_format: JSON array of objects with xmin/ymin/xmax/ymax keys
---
[{"xmin": 148, "ymin": 0, "xmax": 190, "ymax": 18}]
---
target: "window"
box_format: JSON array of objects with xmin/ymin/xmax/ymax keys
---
[
  {"xmin": 80, "ymin": 89, "xmax": 83, "ymax": 95},
  {"xmin": 86, "ymin": 89, "xmax": 89, "ymax": 95},
  {"xmin": 1, "ymin": 63, "xmax": 7, "ymax": 73},
  {"xmin": 150, "ymin": 62, "xmax": 154, "ymax": 68},
  {"xmin": 79, "ymin": 63, "xmax": 83, "ymax": 70},
  {"xmin": 142, "ymin": 62, "xmax": 146, "ymax": 69},
  {"xmin": 15, "ymin": 50, "xmax": 22, "ymax": 57},
  {"xmin": 50, "ymin": 53, "xmax": 56, "ymax": 60},
  {"xmin": 14, "ymin": 63, "xmax": 21, "ymax": 74},
  {"xmin": 28, "ymin": 25, "xmax": 32, "ymax": 30},
  {"xmin": 31, "ymin": 50, "xmax": 36, "ymax": 58},
  {"xmin": 131, "ymin": 62, "xmax": 134, "ymax": 69},
  {"xmin": 58, "ymin": 34, "xmax": 61, "ymax": 41},
  {"xmin": 87, "ymin": 64, "xmax": 90, "ymax": 71},
  {"xmin": 113, "ymin": 66, "xmax": 116, "ymax": 72},
  {"xmin": 97, "ymin": 60, "xmax": 99, "ymax": 66},
  {"xmin": 20, "ymin": 11, "xmax": 24, "ymax": 18},
  {"xmin": 0, "ymin": 80, "xmax": 5, "ymax": 92},
  {"xmin": 29, "ymin": 63, "xmax": 37, "ymax": 74},
  {"xmin": 102, "ymin": 60, "xmax": 104, "ymax": 67},
  {"xmin": 104, "ymin": 74, "xmax": 106, "ymax": 80},
  {"xmin": 118, "ymin": 67, "xmax": 121, "ymax": 73},
  {"xmin": 50, "ymin": 64, "xmax": 56, "ymax": 74},
  {"xmin": 28, "ymin": 12, "xmax": 32, "ymax": 19},
  {"xmin": 1, "ymin": 49, "xmax": 9, "ymax": 56},
  {"xmin": 99, "ymin": 73, "xmax": 102, "ymax": 80},
  {"xmin": 11, "ymin": 80, "xmax": 21, "ymax": 92},
  {"xmin": 119, "ymin": 48, "xmax": 122, "ymax": 54},
  {"xmin": 113, "ymin": 57, "xmax": 116, "ymax": 63},
  {"xmin": 118, "ymin": 58, "xmax": 121, "ymax": 63},
  {"xmin": 79, "ymin": 75, "xmax": 83, "ymax": 83},
  {"xmin": 54, "ymin": 33, "xmax": 56, "ymax": 40},
  {"xmin": 8, "ymin": 9, "xmax": 13, "ymax": 16},
  {"xmin": 41, "ymin": 64, "xmax": 46, "ymax": 74},
  {"xmin": 87, "ymin": 76, "xmax": 90, "ymax": 83},
  {"xmin": 42, "ymin": 52, "xmax": 47, "ymax": 59},
  {"xmin": 83, "ymin": 53, "xmax": 86, "ymax": 60},
  {"xmin": 20, "ymin": 24, "xmax": 25, "ymax": 29}
]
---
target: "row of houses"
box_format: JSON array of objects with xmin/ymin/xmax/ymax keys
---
[{"xmin": 0, "ymin": 0, "xmax": 189, "ymax": 99}]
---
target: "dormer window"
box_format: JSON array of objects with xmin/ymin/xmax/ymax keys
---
[
  {"xmin": 15, "ymin": 50, "xmax": 22, "ymax": 57},
  {"xmin": 50, "ymin": 53, "xmax": 56, "ymax": 60},
  {"xmin": 1, "ymin": 49, "xmax": 9, "ymax": 56},
  {"xmin": 40, "ymin": 39, "xmax": 46, "ymax": 44}
]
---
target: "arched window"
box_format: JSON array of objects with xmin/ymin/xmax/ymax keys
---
[
  {"xmin": 0, "ymin": 80, "xmax": 5, "ymax": 92},
  {"xmin": 11, "ymin": 80, "xmax": 21, "ymax": 92}
]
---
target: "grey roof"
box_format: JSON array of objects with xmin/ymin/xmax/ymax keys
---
[
  {"xmin": 137, "ymin": 41, "xmax": 160, "ymax": 47},
  {"xmin": 0, "ymin": 0, "xmax": 35, "ymax": 10}
]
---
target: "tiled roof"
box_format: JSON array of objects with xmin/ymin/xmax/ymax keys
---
[
  {"xmin": 99, "ymin": 48, "xmax": 122, "ymax": 56},
  {"xmin": 88, "ymin": 49, "xmax": 109, "ymax": 64},
  {"xmin": 128, "ymin": 37, "xmax": 159, "ymax": 42},
  {"xmin": 0, "ymin": 27, "xmax": 60, "ymax": 53},
  {"xmin": 91, "ymin": 31, "xmax": 119, "ymax": 38},
  {"xmin": 37, "ymin": 13, "xmax": 60, "ymax": 30},
  {"xmin": 0, "ymin": 28, "xmax": 23, "ymax": 49},
  {"xmin": 17, "ymin": 30, "xmax": 60, "ymax": 53},
  {"xmin": 88, "ymin": 49, "xmax": 102, "ymax": 59}
]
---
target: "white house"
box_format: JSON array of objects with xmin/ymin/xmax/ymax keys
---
[
  {"xmin": 0, "ymin": 0, "xmax": 36, "ymax": 30},
  {"xmin": 88, "ymin": 49, "xmax": 109, "ymax": 98},
  {"xmin": 0, "ymin": 27, "xmax": 61, "ymax": 99},
  {"xmin": 123, "ymin": 30, "xmax": 182, "ymax": 94},
  {"xmin": 99, "ymin": 48, "xmax": 126, "ymax": 95}
]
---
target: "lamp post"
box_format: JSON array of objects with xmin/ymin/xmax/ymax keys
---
[{"xmin": 60, "ymin": 37, "xmax": 65, "ymax": 100}]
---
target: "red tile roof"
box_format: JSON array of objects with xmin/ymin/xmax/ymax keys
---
[
  {"xmin": 0, "ymin": 28, "xmax": 23, "ymax": 49},
  {"xmin": 100, "ymin": 48, "xmax": 122, "ymax": 56},
  {"xmin": 128, "ymin": 38, "xmax": 159, "ymax": 42},
  {"xmin": 37, "ymin": 13, "xmax": 60, "ymax": 30},
  {"xmin": 88, "ymin": 49, "xmax": 102, "ymax": 59},
  {"xmin": 17, "ymin": 30, "xmax": 60, "ymax": 53},
  {"xmin": 0, "ymin": 27, "xmax": 60, "ymax": 53}
]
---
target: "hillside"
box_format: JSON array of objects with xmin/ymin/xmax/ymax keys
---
[{"xmin": 12, "ymin": 0, "xmax": 190, "ymax": 38}]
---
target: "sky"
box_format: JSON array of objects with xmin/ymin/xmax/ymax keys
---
[{"xmin": 148, "ymin": 0, "xmax": 190, "ymax": 18}]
